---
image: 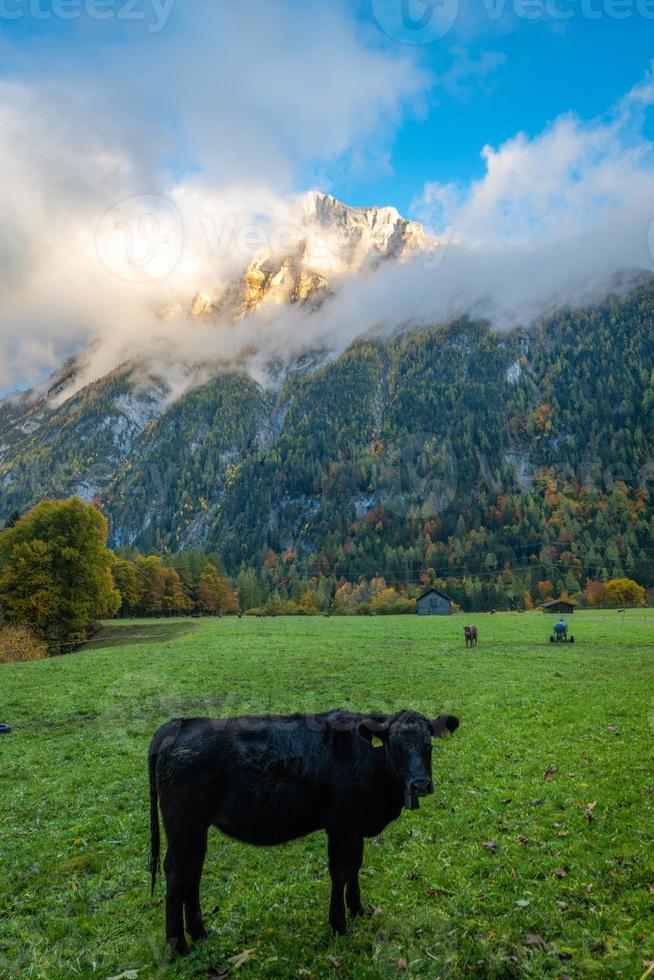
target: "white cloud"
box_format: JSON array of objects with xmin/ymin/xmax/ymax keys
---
[
  {"xmin": 0, "ymin": 0, "xmax": 427, "ymax": 392},
  {"xmin": 413, "ymin": 63, "xmax": 654, "ymax": 246},
  {"xmin": 1, "ymin": 20, "xmax": 654, "ymax": 400}
]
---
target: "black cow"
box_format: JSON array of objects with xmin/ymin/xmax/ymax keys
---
[{"xmin": 148, "ymin": 708, "xmax": 459, "ymax": 954}]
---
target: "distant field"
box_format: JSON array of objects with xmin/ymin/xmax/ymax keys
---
[{"xmin": 1, "ymin": 612, "xmax": 654, "ymax": 978}]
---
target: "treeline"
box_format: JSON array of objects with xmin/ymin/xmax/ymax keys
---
[
  {"xmin": 112, "ymin": 554, "xmax": 238, "ymax": 617},
  {"xmin": 0, "ymin": 497, "xmax": 648, "ymax": 660},
  {"xmin": 5, "ymin": 286, "xmax": 654, "ymax": 618}
]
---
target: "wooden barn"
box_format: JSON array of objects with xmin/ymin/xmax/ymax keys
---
[
  {"xmin": 542, "ymin": 598, "xmax": 576, "ymax": 615},
  {"xmin": 416, "ymin": 588, "xmax": 452, "ymax": 616}
]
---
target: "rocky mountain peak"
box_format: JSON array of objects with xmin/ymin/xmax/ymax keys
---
[{"xmin": 202, "ymin": 192, "xmax": 433, "ymax": 321}]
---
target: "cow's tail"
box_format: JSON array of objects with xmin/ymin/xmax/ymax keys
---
[{"xmin": 148, "ymin": 750, "xmax": 161, "ymax": 894}]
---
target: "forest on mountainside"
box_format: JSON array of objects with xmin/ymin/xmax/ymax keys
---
[{"xmin": 2, "ymin": 281, "xmax": 654, "ymax": 611}]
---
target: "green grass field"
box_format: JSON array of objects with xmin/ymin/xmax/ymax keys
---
[{"xmin": 2, "ymin": 611, "xmax": 654, "ymax": 979}]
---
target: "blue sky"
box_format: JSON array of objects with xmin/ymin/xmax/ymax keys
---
[
  {"xmin": 2, "ymin": 0, "xmax": 652, "ymax": 216},
  {"xmin": 344, "ymin": 8, "xmax": 654, "ymax": 214},
  {"xmin": 0, "ymin": 0, "xmax": 653, "ymax": 392}
]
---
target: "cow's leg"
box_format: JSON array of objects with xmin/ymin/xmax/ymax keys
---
[
  {"xmin": 164, "ymin": 842, "xmax": 188, "ymax": 956},
  {"xmin": 345, "ymin": 837, "xmax": 364, "ymax": 918},
  {"xmin": 184, "ymin": 828, "xmax": 209, "ymax": 943},
  {"xmin": 327, "ymin": 833, "xmax": 362, "ymax": 934}
]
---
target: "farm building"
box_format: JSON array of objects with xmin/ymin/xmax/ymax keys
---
[
  {"xmin": 416, "ymin": 588, "xmax": 452, "ymax": 616},
  {"xmin": 543, "ymin": 598, "xmax": 576, "ymax": 615}
]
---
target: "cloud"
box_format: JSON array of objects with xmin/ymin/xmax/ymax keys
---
[
  {"xmin": 1, "ymin": 19, "xmax": 654, "ymax": 402},
  {"xmin": 0, "ymin": 0, "xmax": 427, "ymax": 392},
  {"xmin": 413, "ymin": 63, "xmax": 654, "ymax": 246}
]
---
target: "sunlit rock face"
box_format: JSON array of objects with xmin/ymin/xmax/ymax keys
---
[
  {"xmin": 192, "ymin": 192, "xmax": 434, "ymax": 321},
  {"xmin": 300, "ymin": 191, "xmax": 429, "ymax": 270},
  {"xmin": 0, "ymin": 192, "xmax": 438, "ymax": 529}
]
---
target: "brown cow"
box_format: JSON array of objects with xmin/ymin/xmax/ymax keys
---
[{"xmin": 463, "ymin": 626, "xmax": 478, "ymax": 648}]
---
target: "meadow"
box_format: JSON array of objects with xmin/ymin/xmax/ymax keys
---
[{"xmin": 1, "ymin": 611, "xmax": 654, "ymax": 979}]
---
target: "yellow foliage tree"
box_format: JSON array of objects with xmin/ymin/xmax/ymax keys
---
[
  {"xmin": 606, "ymin": 578, "xmax": 646, "ymax": 607},
  {"xmin": 0, "ymin": 498, "xmax": 119, "ymax": 650}
]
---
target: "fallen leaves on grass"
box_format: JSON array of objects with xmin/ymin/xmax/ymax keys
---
[
  {"xmin": 554, "ymin": 868, "xmax": 568, "ymax": 879},
  {"xmin": 390, "ymin": 957, "xmax": 408, "ymax": 972},
  {"xmin": 544, "ymin": 765, "xmax": 557, "ymax": 781},
  {"xmin": 482, "ymin": 841, "xmax": 498, "ymax": 852},
  {"xmin": 327, "ymin": 955, "xmax": 342, "ymax": 969},
  {"xmin": 229, "ymin": 948, "xmax": 257, "ymax": 969},
  {"xmin": 517, "ymin": 835, "xmax": 530, "ymax": 846},
  {"xmin": 524, "ymin": 933, "xmax": 547, "ymax": 949}
]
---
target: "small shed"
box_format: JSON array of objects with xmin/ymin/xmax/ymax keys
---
[
  {"xmin": 542, "ymin": 598, "xmax": 576, "ymax": 615},
  {"xmin": 417, "ymin": 588, "xmax": 452, "ymax": 616}
]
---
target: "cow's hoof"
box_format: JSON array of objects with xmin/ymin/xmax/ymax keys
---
[
  {"xmin": 190, "ymin": 926, "xmax": 210, "ymax": 943},
  {"xmin": 331, "ymin": 923, "xmax": 348, "ymax": 936},
  {"xmin": 168, "ymin": 938, "xmax": 189, "ymax": 957},
  {"xmin": 349, "ymin": 906, "xmax": 364, "ymax": 918}
]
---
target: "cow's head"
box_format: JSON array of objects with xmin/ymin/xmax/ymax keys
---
[{"xmin": 358, "ymin": 709, "xmax": 459, "ymax": 810}]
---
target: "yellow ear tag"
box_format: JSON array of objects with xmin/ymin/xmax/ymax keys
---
[{"xmin": 372, "ymin": 735, "xmax": 384, "ymax": 748}]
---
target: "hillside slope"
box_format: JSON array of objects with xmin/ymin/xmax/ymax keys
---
[{"xmin": 2, "ymin": 282, "xmax": 654, "ymax": 603}]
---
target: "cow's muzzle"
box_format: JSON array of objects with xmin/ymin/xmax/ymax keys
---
[{"xmin": 404, "ymin": 778, "xmax": 434, "ymax": 810}]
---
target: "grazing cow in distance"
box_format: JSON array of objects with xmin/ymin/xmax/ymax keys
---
[
  {"xmin": 148, "ymin": 707, "xmax": 460, "ymax": 954},
  {"xmin": 464, "ymin": 625, "xmax": 478, "ymax": 648}
]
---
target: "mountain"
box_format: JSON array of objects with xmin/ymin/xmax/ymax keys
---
[
  {"xmin": 166, "ymin": 190, "xmax": 433, "ymax": 321},
  {"xmin": 2, "ymin": 193, "xmax": 654, "ymax": 608},
  {"xmin": 0, "ymin": 191, "xmax": 436, "ymax": 529}
]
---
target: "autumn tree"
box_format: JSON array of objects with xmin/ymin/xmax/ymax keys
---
[
  {"xmin": 196, "ymin": 563, "xmax": 238, "ymax": 615},
  {"xmin": 606, "ymin": 578, "xmax": 646, "ymax": 607},
  {"xmin": 0, "ymin": 498, "xmax": 119, "ymax": 650},
  {"xmin": 162, "ymin": 567, "xmax": 193, "ymax": 615},
  {"xmin": 135, "ymin": 556, "xmax": 167, "ymax": 615},
  {"xmin": 133, "ymin": 556, "xmax": 193, "ymax": 615},
  {"xmin": 585, "ymin": 581, "xmax": 610, "ymax": 607},
  {"xmin": 113, "ymin": 558, "xmax": 140, "ymax": 616}
]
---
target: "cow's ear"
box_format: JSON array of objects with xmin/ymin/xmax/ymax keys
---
[
  {"xmin": 429, "ymin": 714, "xmax": 460, "ymax": 739},
  {"xmin": 357, "ymin": 718, "xmax": 390, "ymax": 746}
]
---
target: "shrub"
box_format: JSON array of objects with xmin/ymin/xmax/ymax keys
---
[
  {"xmin": 372, "ymin": 597, "xmax": 416, "ymax": 615},
  {"xmin": 0, "ymin": 624, "xmax": 48, "ymax": 664},
  {"xmin": 370, "ymin": 588, "xmax": 416, "ymax": 615}
]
